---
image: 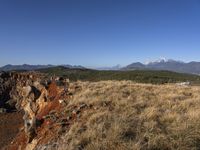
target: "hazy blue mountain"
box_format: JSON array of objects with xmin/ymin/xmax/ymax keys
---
[
  {"xmin": 123, "ymin": 59, "xmax": 200, "ymax": 74},
  {"xmin": 124, "ymin": 62, "xmax": 146, "ymax": 69},
  {"xmin": 0, "ymin": 64, "xmax": 85, "ymax": 71},
  {"xmin": 96, "ymin": 65, "xmax": 122, "ymax": 70}
]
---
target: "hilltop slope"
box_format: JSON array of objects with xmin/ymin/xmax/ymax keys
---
[{"xmin": 6, "ymin": 80, "xmax": 200, "ymax": 150}]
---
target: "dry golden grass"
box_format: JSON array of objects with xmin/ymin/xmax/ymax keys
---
[{"xmin": 58, "ymin": 81, "xmax": 200, "ymax": 150}]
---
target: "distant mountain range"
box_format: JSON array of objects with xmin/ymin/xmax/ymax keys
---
[
  {"xmin": 123, "ymin": 59, "xmax": 200, "ymax": 74},
  {"xmin": 2, "ymin": 59, "xmax": 200, "ymax": 75},
  {"xmin": 0, "ymin": 64, "xmax": 85, "ymax": 71}
]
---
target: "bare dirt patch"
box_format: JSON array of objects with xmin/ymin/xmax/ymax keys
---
[{"xmin": 0, "ymin": 112, "xmax": 23, "ymax": 149}]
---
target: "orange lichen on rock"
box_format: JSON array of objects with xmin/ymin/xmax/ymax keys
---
[
  {"xmin": 36, "ymin": 99, "xmax": 60, "ymax": 120},
  {"xmin": 48, "ymin": 80, "xmax": 59, "ymax": 101},
  {"xmin": 36, "ymin": 81, "xmax": 61, "ymax": 120}
]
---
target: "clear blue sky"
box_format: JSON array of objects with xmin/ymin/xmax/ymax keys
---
[{"xmin": 0, "ymin": 0, "xmax": 200, "ymax": 67}]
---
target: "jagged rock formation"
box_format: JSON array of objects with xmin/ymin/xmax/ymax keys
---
[
  {"xmin": 0, "ymin": 72, "xmax": 71, "ymax": 150},
  {"xmin": 0, "ymin": 72, "xmax": 44, "ymax": 112},
  {"xmin": 0, "ymin": 71, "xmax": 70, "ymax": 149}
]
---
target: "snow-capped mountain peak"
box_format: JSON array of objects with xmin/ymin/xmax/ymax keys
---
[{"xmin": 145, "ymin": 58, "xmax": 183, "ymax": 65}]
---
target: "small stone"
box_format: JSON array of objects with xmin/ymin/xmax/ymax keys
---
[
  {"xmin": 0, "ymin": 108, "xmax": 7, "ymax": 113},
  {"xmin": 67, "ymin": 116, "xmax": 72, "ymax": 120},
  {"xmin": 59, "ymin": 99, "xmax": 64, "ymax": 104},
  {"xmin": 93, "ymin": 106, "xmax": 98, "ymax": 110},
  {"xmin": 72, "ymin": 110, "xmax": 77, "ymax": 115}
]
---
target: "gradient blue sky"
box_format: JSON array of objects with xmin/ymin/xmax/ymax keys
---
[{"xmin": 0, "ymin": 0, "xmax": 200, "ymax": 67}]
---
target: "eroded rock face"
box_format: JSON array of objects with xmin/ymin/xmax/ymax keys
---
[
  {"xmin": 0, "ymin": 72, "xmax": 43, "ymax": 111},
  {"xmin": 0, "ymin": 72, "xmax": 43, "ymax": 141},
  {"xmin": 16, "ymin": 84, "xmax": 40, "ymax": 142},
  {"xmin": 13, "ymin": 73, "xmax": 69, "ymax": 143},
  {"xmin": 0, "ymin": 72, "xmax": 71, "ymax": 149}
]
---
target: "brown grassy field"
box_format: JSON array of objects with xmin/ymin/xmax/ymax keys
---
[
  {"xmin": 7, "ymin": 80, "xmax": 200, "ymax": 150},
  {"xmin": 53, "ymin": 81, "xmax": 200, "ymax": 150}
]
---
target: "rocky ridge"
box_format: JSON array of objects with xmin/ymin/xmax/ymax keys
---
[{"xmin": 0, "ymin": 71, "xmax": 79, "ymax": 149}]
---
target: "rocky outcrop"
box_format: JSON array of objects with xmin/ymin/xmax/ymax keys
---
[
  {"xmin": 0, "ymin": 72, "xmax": 71, "ymax": 150},
  {"xmin": 0, "ymin": 71, "xmax": 43, "ymax": 112},
  {"xmin": 12, "ymin": 74, "xmax": 69, "ymax": 142},
  {"xmin": 0, "ymin": 71, "xmax": 83, "ymax": 150}
]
